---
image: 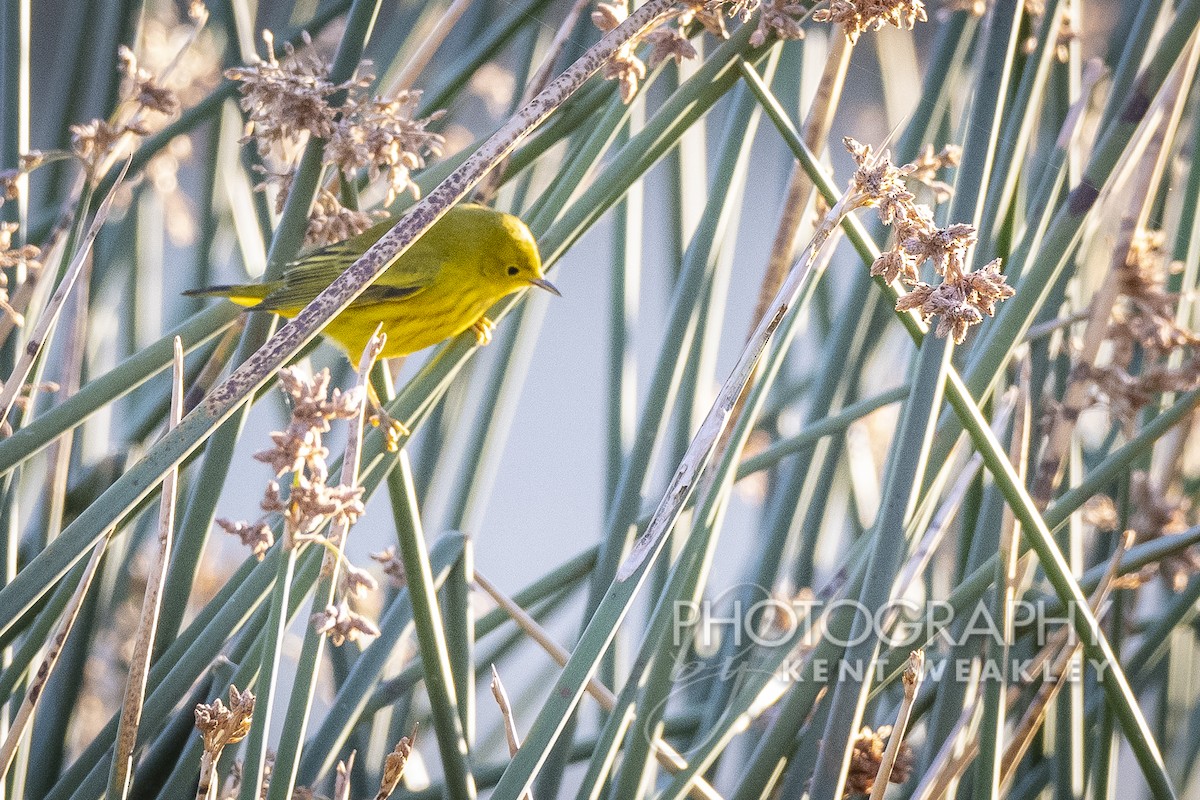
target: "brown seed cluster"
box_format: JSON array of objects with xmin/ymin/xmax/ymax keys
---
[
  {"xmin": 310, "ymin": 598, "xmax": 381, "ymax": 647},
  {"xmin": 217, "ymin": 367, "xmax": 385, "ymax": 645},
  {"xmin": 843, "ymin": 725, "xmax": 914, "ymax": 795},
  {"xmin": 253, "ymin": 367, "xmax": 366, "ymax": 547},
  {"xmin": 1081, "ymin": 494, "xmax": 1119, "ymax": 532},
  {"xmin": 0, "ymin": 151, "xmax": 44, "ymax": 212},
  {"xmin": 750, "ymin": 0, "xmax": 808, "ymax": 46},
  {"xmin": 1128, "ymin": 471, "xmax": 1197, "ymax": 591},
  {"xmin": 371, "ymin": 546, "xmax": 408, "ymax": 588},
  {"xmin": 375, "ymin": 734, "xmax": 416, "ymax": 800},
  {"xmin": 904, "ymin": 143, "xmax": 961, "ymax": 204},
  {"xmin": 71, "ymin": 119, "xmax": 149, "ymax": 175},
  {"xmin": 0, "ymin": 222, "xmax": 40, "ymax": 325},
  {"xmin": 1083, "ymin": 229, "xmax": 1199, "ymax": 420},
  {"xmin": 226, "ymin": 32, "xmax": 361, "ymax": 158},
  {"xmin": 844, "ymin": 137, "xmax": 1014, "ymax": 343},
  {"xmin": 814, "ymin": 0, "xmax": 927, "ymax": 43},
  {"xmin": 226, "ymin": 31, "xmax": 444, "ymax": 246},
  {"xmin": 592, "ymin": 0, "xmax": 806, "ymax": 104},
  {"xmin": 118, "ymin": 45, "xmax": 180, "ymax": 117},
  {"xmin": 326, "ymin": 91, "xmax": 447, "ymax": 205},
  {"xmin": 592, "ymin": 3, "xmax": 652, "ymax": 103},
  {"xmin": 70, "ymin": 15, "xmax": 204, "ymax": 177},
  {"xmin": 215, "ymin": 519, "xmax": 275, "ymax": 561},
  {"xmin": 1021, "ymin": 0, "xmax": 1078, "ymax": 61},
  {"xmin": 195, "ymin": 685, "xmax": 255, "ymax": 756}
]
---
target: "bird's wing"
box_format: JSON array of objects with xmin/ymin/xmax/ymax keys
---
[{"xmin": 256, "ymin": 235, "xmax": 445, "ymax": 312}]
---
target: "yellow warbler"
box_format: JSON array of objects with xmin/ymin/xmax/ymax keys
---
[{"xmin": 186, "ymin": 203, "xmax": 559, "ymax": 360}]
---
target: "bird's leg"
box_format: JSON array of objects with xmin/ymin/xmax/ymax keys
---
[
  {"xmin": 366, "ymin": 381, "xmax": 408, "ymax": 452},
  {"xmin": 472, "ymin": 316, "xmax": 495, "ymax": 346}
]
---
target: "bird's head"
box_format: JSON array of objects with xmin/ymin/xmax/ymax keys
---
[{"xmin": 484, "ymin": 209, "xmax": 561, "ymax": 298}]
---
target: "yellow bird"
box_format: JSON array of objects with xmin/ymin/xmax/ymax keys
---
[{"xmin": 186, "ymin": 203, "xmax": 560, "ymax": 361}]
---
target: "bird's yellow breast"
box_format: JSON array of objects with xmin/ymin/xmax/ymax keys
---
[{"xmin": 281, "ymin": 274, "xmax": 501, "ymax": 360}]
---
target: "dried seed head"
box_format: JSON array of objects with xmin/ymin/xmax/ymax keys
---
[
  {"xmin": 845, "ymin": 137, "xmax": 915, "ymax": 211},
  {"xmin": 119, "ymin": 45, "xmax": 181, "ymax": 116},
  {"xmin": 603, "ymin": 43, "xmax": 648, "ymax": 103},
  {"xmin": 844, "ymin": 137, "xmax": 1013, "ymax": 342},
  {"xmin": 324, "ymin": 91, "xmax": 445, "ymax": 205},
  {"xmin": 216, "ymin": 518, "xmax": 275, "ymax": 560},
  {"xmin": 960, "ymin": 259, "xmax": 1015, "ymax": 316},
  {"xmin": 591, "ymin": 1, "xmax": 628, "ymax": 30},
  {"xmin": 304, "ymin": 188, "xmax": 388, "ymax": 247},
  {"xmin": 1081, "ymin": 495, "xmax": 1119, "ymax": 532},
  {"xmin": 377, "ymin": 734, "xmax": 416, "ymax": 800},
  {"xmin": 679, "ymin": 0, "xmax": 729, "ymax": 37},
  {"xmin": 71, "ymin": 118, "xmax": 149, "ymax": 173},
  {"xmin": 713, "ymin": 0, "xmax": 760, "ymax": 21},
  {"xmin": 341, "ymin": 562, "xmax": 380, "ymax": 598},
  {"xmin": 905, "ymin": 143, "xmax": 960, "ymax": 202},
  {"xmin": 1128, "ymin": 471, "xmax": 1197, "ymax": 591},
  {"xmin": 815, "ymin": 0, "xmax": 927, "ymax": 43},
  {"xmin": 644, "ymin": 27, "xmax": 699, "ymax": 68},
  {"xmin": 901, "ymin": 222, "xmax": 976, "ymax": 280},
  {"xmin": 225, "ymin": 30, "xmax": 366, "ymax": 159},
  {"xmin": 750, "ymin": 0, "xmax": 807, "ymax": 45},
  {"xmin": 195, "ymin": 685, "xmax": 255, "ymax": 755},
  {"xmin": 844, "ymin": 725, "xmax": 912, "ymax": 795},
  {"xmin": 371, "ymin": 547, "xmax": 407, "ymax": 588},
  {"xmin": 311, "ymin": 599, "xmax": 382, "ymax": 646}
]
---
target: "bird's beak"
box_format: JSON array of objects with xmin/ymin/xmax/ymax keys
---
[{"xmin": 530, "ymin": 277, "xmax": 562, "ymax": 297}]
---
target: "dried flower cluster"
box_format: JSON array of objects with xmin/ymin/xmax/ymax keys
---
[
  {"xmin": 592, "ymin": 3, "xmax": 652, "ymax": 103},
  {"xmin": 376, "ymin": 734, "xmax": 417, "ymax": 800},
  {"xmin": 844, "ymin": 137, "xmax": 1014, "ymax": 343},
  {"xmin": 195, "ymin": 685, "xmax": 255, "ymax": 756},
  {"xmin": 750, "ymin": 0, "xmax": 808, "ymax": 46},
  {"xmin": 71, "ymin": 118, "xmax": 149, "ymax": 175},
  {"xmin": 1084, "ymin": 229, "xmax": 1199, "ymax": 419},
  {"xmin": 371, "ymin": 546, "xmax": 408, "ymax": 587},
  {"xmin": 195, "ymin": 683, "xmax": 256, "ymax": 799},
  {"xmin": 252, "ymin": 367, "xmax": 366, "ymax": 545},
  {"xmin": 0, "ymin": 151, "xmax": 44, "ymax": 214},
  {"xmin": 118, "ymin": 45, "xmax": 180, "ymax": 117},
  {"xmin": 1081, "ymin": 494, "xmax": 1119, "ymax": 531},
  {"xmin": 70, "ymin": 7, "xmax": 208, "ymax": 177},
  {"xmin": 217, "ymin": 367, "xmax": 382, "ymax": 645},
  {"xmin": 844, "ymin": 724, "xmax": 914, "ymax": 795},
  {"xmin": 0, "ymin": 222, "xmax": 40, "ymax": 324},
  {"xmin": 215, "ymin": 518, "xmax": 274, "ymax": 561},
  {"xmin": 226, "ymin": 32, "xmax": 363, "ymax": 158},
  {"xmin": 227, "ymin": 31, "xmax": 444, "ymax": 245},
  {"xmin": 1128, "ymin": 471, "xmax": 1197, "ymax": 591},
  {"xmin": 814, "ymin": 0, "xmax": 927, "ymax": 43},
  {"xmin": 592, "ymin": 0, "xmax": 808, "ymax": 104},
  {"xmin": 311, "ymin": 598, "xmax": 381, "ymax": 646},
  {"xmin": 1021, "ymin": 0, "xmax": 1078, "ymax": 61},
  {"xmin": 904, "ymin": 143, "xmax": 961, "ymax": 203},
  {"xmin": 327, "ymin": 91, "xmax": 447, "ymax": 205}
]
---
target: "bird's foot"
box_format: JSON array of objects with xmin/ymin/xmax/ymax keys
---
[
  {"xmin": 366, "ymin": 384, "xmax": 409, "ymax": 452},
  {"xmin": 472, "ymin": 317, "xmax": 494, "ymax": 346},
  {"xmin": 369, "ymin": 414, "xmax": 406, "ymax": 451},
  {"xmin": 369, "ymin": 410, "xmax": 408, "ymax": 452}
]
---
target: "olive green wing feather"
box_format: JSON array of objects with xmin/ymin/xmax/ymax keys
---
[{"xmin": 255, "ymin": 223, "xmax": 445, "ymax": 312}]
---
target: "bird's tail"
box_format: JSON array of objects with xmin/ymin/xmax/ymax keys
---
[{"xmin": 183, "ymin": 282, "xmax": 277, "ymax": 309}]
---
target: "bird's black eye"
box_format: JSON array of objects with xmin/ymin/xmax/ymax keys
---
[{"xmin": 506, "ymin": 265, "xmax": 520, "ymax": 276}]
